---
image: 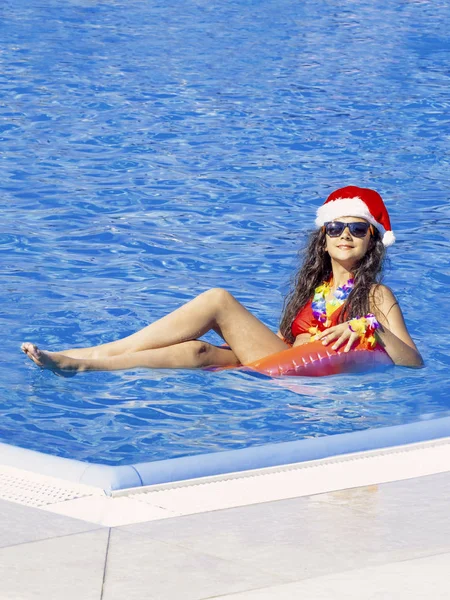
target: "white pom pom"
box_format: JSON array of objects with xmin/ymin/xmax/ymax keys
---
[{"xmin": 382, "ymin": 230, "xmax": 396, "ymax": 247}]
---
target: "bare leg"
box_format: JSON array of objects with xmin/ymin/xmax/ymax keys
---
[
  {"xmin": 57, "ymin": 288, "xmax": 288, "ymax": 363},
  {"xmin": 21, "ymin": 340, "xmax": 240, "ymax": 374}
]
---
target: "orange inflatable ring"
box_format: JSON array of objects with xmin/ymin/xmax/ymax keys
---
[{"xmin": 244, "ymin": 339, "xmax": 393, "ymax": 377}]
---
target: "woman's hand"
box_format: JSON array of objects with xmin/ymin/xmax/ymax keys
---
[{"xmin": 315, "ymin": 322, "xmax": 360, "ymax": 353}]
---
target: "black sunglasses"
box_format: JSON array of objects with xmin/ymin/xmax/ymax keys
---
[{"xmin": 324, "ymin": 221, "xmax": 372, "ymax": 238}]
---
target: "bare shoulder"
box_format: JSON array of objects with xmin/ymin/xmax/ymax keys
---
[
  {"xmin": 369, "ymin": 283, "xmax": 420, "ymax": 355},
  {"xmin": 370, "ymin": 283, "xmax": 397, "ymax": 305},
  {"xmin": 369, "ymin": 284, "xmax": 400, "ymax": 323}
]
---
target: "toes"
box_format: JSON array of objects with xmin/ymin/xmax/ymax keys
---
[
  {"xmin": 28, "ymin": 344, "xmax": 40, "ymax": 360},
  {"xmin": 21, "ymin": 342, "xmax": 38, "ymax": 355},
  {"xmin": 21, "ymin": 342, "xmax": 30, "ymax": 354},
  {"xmin": 21, "ymin": 342, "xmax": 44, "ymax": 366},
  {"xmin": 21, "ymin": 344, "xmax": 77, "ymax": 376}
]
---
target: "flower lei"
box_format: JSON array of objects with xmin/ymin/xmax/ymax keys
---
[
  {"xmin": 309, "ymin": 278, "xmax": 354, "ymax": 339},
  {"xmin": 348, "ymin": 314, "xmax": 380, "ymax": 348},
  {"xmin": 309, "ymin": 277, "xmax": 380, "ymax": 347}
]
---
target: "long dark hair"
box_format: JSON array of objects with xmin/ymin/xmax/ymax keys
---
[{"xmin": 279, "ymin": 227, "xmax": 386, "ymax": 345}]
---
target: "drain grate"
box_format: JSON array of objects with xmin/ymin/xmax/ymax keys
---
[{"xmin": 0, "ymin": 466, "xmax": 103, "ymax": 508}]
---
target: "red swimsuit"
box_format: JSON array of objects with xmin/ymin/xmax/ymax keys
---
[{"xmin": 291, "ymin": 299, "xmax": 344, "ymax": 338}]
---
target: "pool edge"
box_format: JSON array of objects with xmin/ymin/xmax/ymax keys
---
[{"xmin": 2, "ymin": 415, "xmax": 450, "ymax": 493}]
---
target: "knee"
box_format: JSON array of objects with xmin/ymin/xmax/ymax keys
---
[
  {"xmin": 187, "ymin": 341, "xmax": 215, "ymax": 368},
  {"xmin": 204, "ymin": 287, "xmax": 235, "ymax": 308}
]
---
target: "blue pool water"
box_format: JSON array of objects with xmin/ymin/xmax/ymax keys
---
[{"xmin": 1, "ymin": 0, "xmax": 450, "ymax": 467}]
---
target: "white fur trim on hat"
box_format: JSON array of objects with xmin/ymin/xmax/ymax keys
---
[
  {"xmin": 315, "ymin": 196, "xmax": 394, "ymax": 239},
  {"xmin": 315, "ymin": 197, "xmax": 380, "ymax": 228}
]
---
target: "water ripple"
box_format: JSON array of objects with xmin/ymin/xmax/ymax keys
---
[{"xmin": 1, "ymin": 0, "xmax": 449, "ymax": 465}]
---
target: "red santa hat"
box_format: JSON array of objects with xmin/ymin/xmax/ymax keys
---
[{"xmin": 315, "ymin": 185, "xmax": 395, "ymax": 247}]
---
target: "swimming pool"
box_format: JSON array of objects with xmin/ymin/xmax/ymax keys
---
[{"xmin": 1, "ymin": 0, "xmax": 450, "ymax": 484}]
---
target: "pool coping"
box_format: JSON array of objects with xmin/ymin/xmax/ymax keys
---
[{"xmin": 1, "ymin": 414, "xmax": 450, "ymax": 494}]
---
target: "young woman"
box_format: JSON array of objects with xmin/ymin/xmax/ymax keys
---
[{"xmin": 21, "ymin": 186, "xmax": 423, "ymax": 374}]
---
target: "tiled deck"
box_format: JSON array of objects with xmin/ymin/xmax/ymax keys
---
[{"xmin": 1, "ymin": 460, "xmax": 450, "ymax": 599}]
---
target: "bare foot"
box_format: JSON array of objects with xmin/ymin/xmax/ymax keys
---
[{"xmin": 21, "ymin": 342, "xmax": 81, "ymax": 376}]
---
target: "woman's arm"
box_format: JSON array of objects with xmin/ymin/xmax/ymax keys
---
[
  {"xmin": 315, "ymin": 285, "xmax": 423, "ymax": 368},
  {"xmin": 276, "ymin": 330, "xmax": 310, "ymax": 346},
  {"xmin": 371, "ymin": 284, "xmax": 423, "ymax": 368}
]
